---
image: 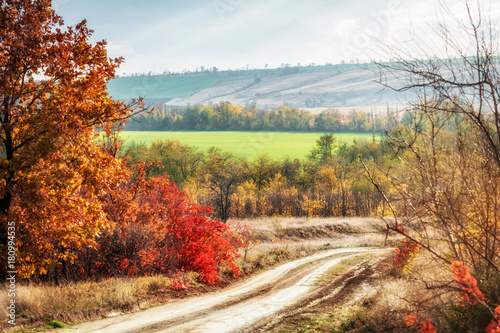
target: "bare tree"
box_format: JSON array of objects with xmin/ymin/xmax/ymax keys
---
[
  {"xmin": 364, "ymin": 1, "xmax": 500, "ymax": 326},
  {"xmin": 377, "ymin": 0, "xmax": 500, "ymax": 169}
]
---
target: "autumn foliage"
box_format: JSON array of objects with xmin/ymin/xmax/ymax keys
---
[
  {"xmin": 487, "ymin": 306, "xmax": 500, "ymax": 333},
  {"xmin": 29, "ymin": 159, "xmax": 244, "ymax": 284},
  {"xmin": 0, "ymin": 0, "xmax": 135, "ymax": 278},
  {"xmin": 448, "ymin": 262, "xmax": 500, "ymax": 332},
  {"xmin": 0, "ymin": 0, "xmax": 243, "ymax": 285},
  {"xmin": 393, "ymin": 237, "xmax": 420, "ymax": 274},
  {"xmin": 449, "ymin": 261, "xmax": 486, "ymax": 305},
  {"xmin": 405, "ymin": 315, "xmax": 437, "ymax": 333},
  {"xmin": 229, "ymin": 221, "xmax": 259, "ymax": 261},
  {"xmin": 92, "ymin": 165, "xmax": 242, "ymax": 284}
]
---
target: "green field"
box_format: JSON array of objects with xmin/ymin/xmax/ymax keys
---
[
  {"xmin": 107, "ymin": 76, "xmax": 226, "ymax": 100},
  {"xmin": 120, "ymin": 131, "xmax": 381, "ymax": 159}
]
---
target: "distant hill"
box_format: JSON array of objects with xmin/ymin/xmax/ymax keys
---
[{"xmin": 107, "ymin": 64, "xmax": 409, "ymax": 110}]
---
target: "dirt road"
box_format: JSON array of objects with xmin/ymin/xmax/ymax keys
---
[{"xmin": 59, "ymin": 247, "xmax": 390, "ymax": 333}]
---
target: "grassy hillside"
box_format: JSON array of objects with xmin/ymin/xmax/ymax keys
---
[
  {"xmin": 107, "ymin": 63, "xmax": 406, "ymax": 109},
  {"xmin": 120, "ymin": 131, "xmax": 380, "ymax": 159},
  {"xmin": 107, "ymin": 75, "xmax": 226, "ymax": 100}
]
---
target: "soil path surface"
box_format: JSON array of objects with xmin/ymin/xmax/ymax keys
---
[{"xmin": 59, "ymin": 247, "xmax": 390, "ymax": 333}]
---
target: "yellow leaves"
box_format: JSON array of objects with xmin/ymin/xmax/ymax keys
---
[
  {"xmin": 266, "ymin": 173, "xmax": 287, "ymax": 192},
  {"xmin": 302, "ymin": 196, "xmax": 322, "ymax": 217},
  {"xmin": 316, "ymin": 166, "xmax": 337, "ymax": 193}
]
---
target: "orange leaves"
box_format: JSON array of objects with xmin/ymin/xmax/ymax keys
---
[
  {"xmin": 0, "ymin": 0, "xmax": 141, "ymax": 278},
  {"xmin": 449, "ymin": 261, "xmax": 486, "ymax": 305},
  {"xmin": 486, "ymin": 306, "xmax": 500, "ymax": 333},
  {"xmin": 446, "ymin": 262, "xmax": 500, "ymax": 332},
  {"xmin": 405, "ymin": 315, "xmax": 418, "ymax": 327},
  {"xmin": 4, "ymin": 137, "xmax": 129, "ymax": 278},
  {"xmin": 405, "ymin": 315, "xmax": 437, "ymax": 333},
  {"xmin": 393, "ymin": 238, "xmax": 421, "ymax": 274},
  {"xmin": 84, "ymin": 168, "xmax": 243, "ymax": 284},
  {"xmin": 0, "ymin": 0, "xmax": 243, "ymax": 287}
]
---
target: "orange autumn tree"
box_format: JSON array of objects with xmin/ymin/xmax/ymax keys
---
[{"xmin": 0, "ymin": 0, "xmax": 138, "ymax": 278}]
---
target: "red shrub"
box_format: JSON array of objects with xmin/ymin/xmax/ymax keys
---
[
  {"xmin": 393, "ymin": 238, "xmax": 420, "ymax": 273},
  {"xmin": 72, "ymin": 167, "xmax": 244, "ymax": 284}
]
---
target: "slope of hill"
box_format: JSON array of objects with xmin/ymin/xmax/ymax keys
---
[{"xmin": 107, "ymin": 64, "xmax": 408, "ymax": 109}]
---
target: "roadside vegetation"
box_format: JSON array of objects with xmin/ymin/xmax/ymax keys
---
[
  {"xmin": 2, "ymin": 0, "xmax": 500, "ymax": 332},
  {"xmin": 358, "ymin": 1, "xmax": 500, "ymax": 332},
  {"xmin": 0, "ymin": 217, "xmax": 390, "ymax": 332}
]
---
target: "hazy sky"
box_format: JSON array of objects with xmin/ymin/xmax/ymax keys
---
[{"xmin": 53, "ymin": 0, "xmax": 492, "ymax": 75}]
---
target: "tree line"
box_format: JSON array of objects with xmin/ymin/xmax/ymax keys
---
[
  {"xmin": 123, "ymin": 133, "xmax": 391, "ymax": 222},
  {"xmin": 125, "ymin": 102, "xmax": 396, "ymax": 133}
]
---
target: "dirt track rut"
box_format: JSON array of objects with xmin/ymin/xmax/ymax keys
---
[{"xmin": 59, "ymin": 247, "xmax": 390, "ymax": 333}]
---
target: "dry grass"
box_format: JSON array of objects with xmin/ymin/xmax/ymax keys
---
[
  {"xmin": 0, "ymin": 273, "xmax": 200, "ymax": 332},
  {"xmin": 274, "ymin": 303, "xmax": 372, "ymax": 333},
  {"xmin": 251, "ymin": 219, "xmax": 497, "ymax": 332},
  {"xmin": 357, "ymin": 253, "xmax": 454, "ymax": 330},
  {"xmin": 0, "ymin": 242, "xmax": 324, "ymax": 332},
  {"xmin": 232, "ymin": 216, "xmax": 396, "ymax": 278},
  {"xmin": 237, "ymin": 216, "xmax": 388, "ymax": 232},
  {"xmin": 232, "ymin": 216, "xmax": 399, "ymax": 257},
  {"xmin": 234, "ymin": 241, "xmax": 319, "ymax": 276},
  {"xmin": 315, "ymin": 253, "xmax": 375, "ymax": 285}
]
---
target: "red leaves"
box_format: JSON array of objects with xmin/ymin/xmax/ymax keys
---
[
  {"xmin": 449, "ymin": 261, "xmax": 486, "ymax": 305},
  {"xmin": 418, "ymin": 319, "xmax": 438, "ymax": 333},
  {"xmin": 447, "ymin": 262, "xmax": 500, "ymax": 332},
  {"xmin": 169, "ymin": 271, "xmax": 188, "ymax": 290},
  {"xmin": 86, "ymin": 169, "xmax": 244, "ymax": 285},
  {"xmin": 393, "ymin": 238, "xmax": 420, "ymax": 273},
  {"xmin": 486, "ymin": 306, "xmax": 500, "ymax": 333},
  {"xmin": 230, "ymin": 221, "xmax": 258, "ymax": 250},
  {"xmin": 402, "ymin": 259, "xmax": 496, "ymax": 332},
  {"xmin": 405, "ymin": 315, "xmax": 437, "ymax": 333}
]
